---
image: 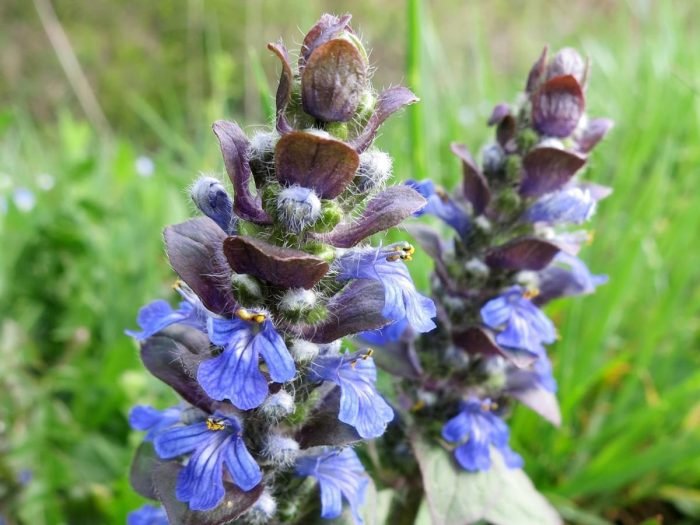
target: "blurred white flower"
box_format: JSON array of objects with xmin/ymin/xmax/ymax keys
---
[
  {"xmin": 135, "ymin": 155, "xmax": 155, "ymax": 177},
  {"xmin": 37, "ymin": 173, "xmax": 55, "ymax": 191}
]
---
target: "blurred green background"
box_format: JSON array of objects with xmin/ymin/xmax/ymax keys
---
[{"xmin": 1, "ymin": 0, "xmax": 699, "ymax": 523}]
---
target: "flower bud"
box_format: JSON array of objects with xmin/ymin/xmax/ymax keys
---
[
  {"xmin": 354, "ymin": 149, "xmax": 393, "ymax": 193},
  {"xmin": 190, "ymin": 176, "xmax": 234, "ymax": 232},
  {"xmin": 246, "ymin": 490, "xmax": 277, "ymax": 524},
  {"xmin": 260, "ymin": 390, "xmax": 296, "ymax": 420},
  {"xmin": 249, "ymin": 131, "xmax": 279, "ymax": 182},
  {"xmin": 279, "ymin": 288, "xmax": 317, "ymax": 321},
  {"xmin": 464, "ymin": 257, "xmax": 490, "ymax": 279},
  {"xmin": 289, "ymin": 339, "xmax": 319, "ymax": 362},
  {"xmin": 262, "ymin": 434, "xmax": 300, "ymax": 466},
  {"xmin": 230, "ymin": 273, "xmax": 263, "ymax": 307},
  {"xmin": 481, "ymin": 143, "xmax": 505, "ymax": 176},
  {"xmin": 547, "ymin": 47, "xmax": 587, "ymax": 86},
  {"xmin": 277, "ymin": 186, "xmax": 322, "ymax": 233}
]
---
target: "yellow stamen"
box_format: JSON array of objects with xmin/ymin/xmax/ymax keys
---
[
  {"xmin": 172, "ymin": 279, "xmax": 184, "ymax": 290},
  {"xmin": 206, "ymin": 417, "xmax": 226, "ymax": 431},
  {"xmin": 411, "ymin": 399, "xmax": 425, "ymax": 412},
  {"xmin": 523, "ymin": 288, "xmax": 540, "ymax": 300},
  {"xmin": 236, "ymin": 308, "xmax": 267, "ymax": 323}
]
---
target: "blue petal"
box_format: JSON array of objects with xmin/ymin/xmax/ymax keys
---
[
  {"xmin": 454, "ymin": 438, "xmax": 492, "ymax": 471},
  {"xmin": 223, "ymin": 437, "xmax": 263, "ymax": 491},
  {"xmin": 175, "ymin": 432, "xmax": 228, "ymax": 511},
  {"xmin": 498, "ymin": 444, "xmax": 524, "ymax": 469},
  {"xmin": 207, "ymin": 316, "xmax": 249, "ymax": 346},
  {"xmin": 127, "ymin": 504, "xmax": 168, "ymax": 525},
  {"xmin": 406, "ymin": 180, "xmax": 471, "ymax": 236},
  {"xmin": 197, "ymin": 328, "xmax": 269, "ymax": 409},
  {"xmin": 441, "ymin": 411, "xmax": 471, "ymax": 443},
  {"xmin": 320, "ymin": 481, "xmax": 344, "ymax": 519},
  {"xmin": 524, "ymin": 187, "xmax": 596, "ymax": 225},
  {"xmin": 128, "ymin": 405, "xmax": 181, "ymax": 441},
  {"xmin": 480, "ymin": 295, "xmax": 513, "ymax": 329},
  {"xmin": 360, "ymin": 318, "xmax": 409, "ymax": 345},
  {"xmin": 154, "ymin": 422, "xmax": 209, "ymax": 459},
  {"xmin": 253, "ymin": 321, "xmax": 296, "ymax": 383}
]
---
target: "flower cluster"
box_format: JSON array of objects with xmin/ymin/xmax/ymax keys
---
[
  {"xmin": 370, "ymin": 47, "xmax": 611, "ymax": 472},
  {"xmin": 125, "ymin": 14, "xmax": 435, "ymax": 524}
]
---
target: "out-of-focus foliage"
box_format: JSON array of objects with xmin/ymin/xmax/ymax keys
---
[{"xmin": 0, "ymin": 0, "xmax": 699, "ymax": 524}]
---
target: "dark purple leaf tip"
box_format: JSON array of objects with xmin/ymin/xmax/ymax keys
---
[
  {"xmin": 212, "ymin": 120, "xmax": 271, "ymax": 224},
  {"xmin": 223, "ymin": 235, "xmax": 329, "ymax": 290},
  {"xmin": 531, "ymin": 75, "xmax": 585, "ymax": 138},
  {"xmin": 164, "ymin": 217, "xmax": 236, "ymax": 316},
  {"xmin": 274, "ymin": 131, "xmax": 360, "ymax": 199},
  {"xmin": 451, "ymin": 143, "xmax": 491, "ymax": 215},
  {"xmin": 487, "ymin": 103, "xmax": 511, "ymax": 126},
  {"xmin": 267, "ymin": 42, "xmax": 293, "ymax": 134},
  {"xmin": 577, "ymin": 117, "xmax": 614, "ymax": 153},
  {"xmin": 519, "ymin": 146, "xmax": 587, "ymax": 197},
  {"xmin": 485, "ymin": 237, "xmax": 561, "ymax": 271},
  {"xmin": 315, "ymin": 185, "xmax": 426, "ymax": 248}
]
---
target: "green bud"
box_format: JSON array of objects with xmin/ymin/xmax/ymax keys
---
[
  {"xmin": 302, "ymin": 241, "xmax": 336, "ymax": 263},
  {"xmin": 505, "ymin": 154, "xmax": 523, "ymax": 184},
  {"xmin": 517, "ymin": 128, "xmax": 539, "ymax": 153},
  {"xmin": 231, "ymin": 273, "xmax": 264, "ymax": 307},
  {"xmin": 310, "ymin": 201, "xmax": 343, "ymax": 233},
  {"xmin": 325, "ymin": 121, "xmax": 349, "ymax": 141}
]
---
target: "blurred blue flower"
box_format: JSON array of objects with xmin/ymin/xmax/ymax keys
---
[
  {"xmin": 13, "ymin": 187, "xmax": 36, "ymax": 213},
  {"xmin": 310, "ymin": 350, "xmax": 393, "ymax": 439},
  {"xmin": 442, "ymin": 397, "xmax": 523, "ymax": 472},
  {"xmin": 129, "ymin": 405, "xmax": 181, "ymax": 441},
  {"xmin": 154, "ymin": 413, "xmax": 262, "ymax": 511},
  {"xmin": 197, "ymin": 314, "xmax": 296, "ymax": 410},
  {"xmin": 406, "ymin": 179, "xmax": 470, "ymax": 236},
  {"xmin": 127, "ymin": 504, "xmax": 168, "ymax": 525},
  {"xmin": 296, "ymin": 448, "xmax": 369, "ymax": 525},
  {"xmin": 360, "ymin": 318, "xmax": 409, "ymax": 345},
  {"xmin": 336, "ymin": 245, "xmax": 436, "ymax": 334},
  {"xmin": 537, "ymin": 252, "xmax": 608, "ymax": 303},
  {"xmin": 524, "ymin": 186, "xmax": 596, "ymax": 224},
  {"xmin": 481, "ymin": 286, "xmax": 556, "ymax": 355},
  {"xmin": 135, "ymin": 155, "xmax": 155, "ymax": 177}
]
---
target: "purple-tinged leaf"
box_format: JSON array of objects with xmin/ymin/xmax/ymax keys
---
[
  {"xmin": 373, "ymin": 338, "xmax": 423, "ymax": 380},
  {"xmin": 296, "ymin": 386, "xmax": 363, "ymax": 448},
  {"xmin": 275, "ymin": 132, "xmax": 359, "ymax": 199},
  {"xmin": 487, "ymin": 103, "xmax": 511, "ymax": 126},
  {"xmin": 350, "ymin": 86, "xmax": 419, "ymax": 153},
  {"xmin": 451, "ymin": 143, "xmax": 491, "ymax": 215},
  {"xmin": 301, "ymin": 39, "xmax": 367, "ymax": 122},
  {"xmin": 130, "ymin": 441, "xmax": 162, "ymax": 500},
  {"xmin": 212, "ymin": 120, "xmax": 272, "ymax": 224},
  {"xmin": 153, "ymin": 462, "xmax": 263, "ymax": 525},
  {"xmin": 519, "ymin": 147, "xmax": 586, "ymax": 198},
  {"xmin": 299, "ymin": 14, "xmax": 353, "ymax": 68},
  {"xmin": 223, "ymin": 235, "xmax": 329, "ymax": 290},
  {"xmin": 267, "ymin": 41, "xmax": 293, "ymax": 134},
  {"xmin": 531, "ymin": 75, "xmax": 585, "ymax": 138},
  {"xmin": 452, "ymin": 326, "xmax": 536, "ymax": 368},
  {"xmin": 315, "ymin": 186, "xmax": 426, "ymax": 248},
  {"xmin": 485, "ymin": 237, "xmax": 560, "ymax": 271},
  {"xmin": 164, "ymin": 217, "xmax": 236, "ymax": 316},
  {"xmin": 496, "ymin": 114, "xmax": 517, "ymax": 152},
  {"xmin": 302, "ymin": 279, "xmax": 390, "ymax": 343},
  {"xmin": 576, "ymin": 117, "xmax": 614, "ymax": 153},
  {"xmin": 140, "ymin": 328, "xmax": 216, "ymax": 413},
  {"xmin": 525, "ymin": 46, "xmax": 549, "ymax": 93}
]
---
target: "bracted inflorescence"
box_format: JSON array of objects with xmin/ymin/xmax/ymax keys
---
[
  {"xmin": 368, "ymin": 47, "xmax": 612, "ymax": 478},
  {"xmin": 125, "ymin": 14, "xmax": 435, "ymax": 524}
]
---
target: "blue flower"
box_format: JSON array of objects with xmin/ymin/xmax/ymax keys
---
[
  {"xmin": 538, "ymin": 252, "xmax": 608, "ymax": 302},
  {"xmin": 126, "ymin": 284, "xmax": 207, "ymax": 340},
  {"xmin": 336, "ymin": 245, "xmax": 436, "ymax": 334},
  {"xmin": 310, "ymin": 350, "xmax": 394, "ymax": 439},
  {"xmin": 360, "ymin": 318, "xmax": 409, "ymax": 345},
  {"xmin": 154, "ymin": 413, "xmax": 262, "ymax": 511},
  {"xmin": 296, "ymin": 448, "xmax": 369, "ymax": 525},
  {"xmin": 524, "ymin": 186, "xmax": 596, "ymax": 224},
  {"xmin": 127, "ymin": 504, "xmax": 168, "ymax": 525},
  {"xmin": 442, "ymin": 397, "xmax": 523, "ymax": 472},
  {"xmin": 406, "ymin": 180, "xmax": 471, "ymax": 237},
  {"xmin": 128, "ymin": 405, "xmax": 181, "ymax": 441},
  {"xmin": 197, "ymin": 313, "xmax": 296, "ymax": 410},
  {"xmin": 480, "ymin": 286, "xmax": 556, "ymax": 355}
]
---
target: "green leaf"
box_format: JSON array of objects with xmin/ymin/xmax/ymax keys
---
[{"xmin": 411, "ymin": 435, "xmax": 561, "ymax": 525}]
